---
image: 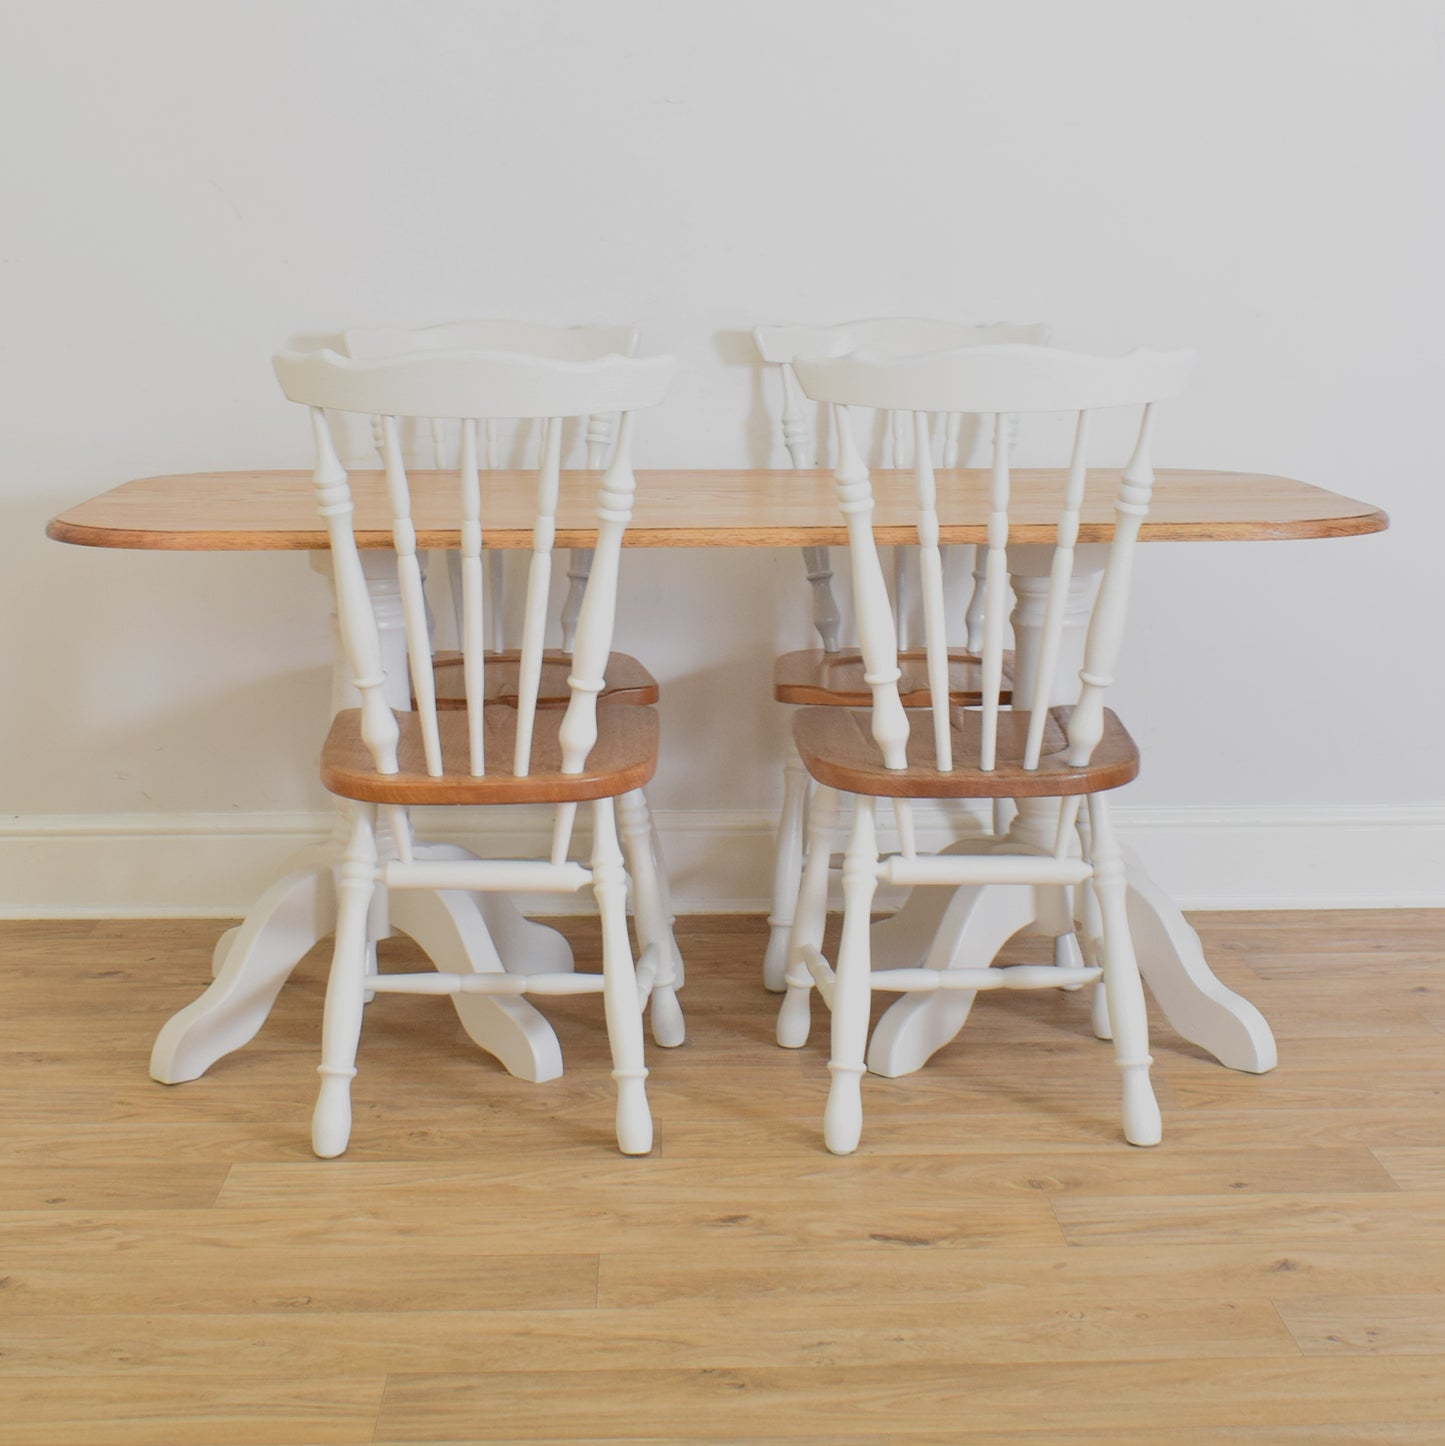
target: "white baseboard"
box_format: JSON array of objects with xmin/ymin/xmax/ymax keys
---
[{"xmin": 1, "ymin": 802, "xmax": 1442, "ymax": 919}]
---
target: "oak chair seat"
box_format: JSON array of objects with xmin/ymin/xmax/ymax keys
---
[
  {"xmin": 321, "ymin": 704, "xmax": 659, "ymax": 806},
  {"xmin": 773, "ymin": 647, "xmax": 1013, "ymax": 708},
  {"xmin": 428, "ymin": 648, "xmax": 657, "ymax": 709},
  {"xmin": 792, "ymin": 704, "xmax": 1137, "ymax": 799}
]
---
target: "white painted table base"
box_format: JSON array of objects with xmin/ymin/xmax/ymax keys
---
[
  {"xmin": 864, "ymin": 544, "xmax": 1277, "ymax": 1080},
  {"xmin": 149, "ymin": 553, "xmax": 569, "ymax": 1088}
]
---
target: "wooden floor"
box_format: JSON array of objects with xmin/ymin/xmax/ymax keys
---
[{"xmin": 2, "ymin": 910, "xmax": 1444, "ymax": 1444}]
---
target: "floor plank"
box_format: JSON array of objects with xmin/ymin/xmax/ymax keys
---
[{"xmin": 0, "ymin": 909, "xmax": 1442, "ymax": 1444}]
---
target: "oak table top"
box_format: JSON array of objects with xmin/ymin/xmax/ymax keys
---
[{"xmin": 47, "ymin": 468, "xmax": 1388, "ymax": 551}]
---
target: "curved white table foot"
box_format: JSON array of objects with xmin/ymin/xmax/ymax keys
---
[
  {"xmin": 209, "ymin": 926, "xmax": 239, "ymax": 979},
  {"xmin": 865, "ymin": 854, "xmax": 1278, "ymax": 1080},
  {"xmin": 867, "ymin": 836, "xmax": 997, "ymax": 973},
  {"xmin": 1123, "ymin": 846, "xmax": 1277, "ymax": 1074},
  {"xmin": 387, "ymin": 887, "xmax": 564, "ymax": 1084},
  {"xmin": 154, "ymin": 843, "xmax": 574, "ymax": 1085},
  {"xmin": 866, "ymin": 882, "xmax": 1040, "ymax": 1078},
  {"xmin": 410, "ymin": 842, "xmax": 575, "ymax": 978},
  {"xmin": 151, "ymin": 863, "xmax": 337, "ymax": 1084}
]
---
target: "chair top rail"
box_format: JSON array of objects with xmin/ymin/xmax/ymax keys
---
[
  {"xmin": 794, "ymin": 344, "xmax": 1194, "ymax": 416},
  {"xmin": 272, "ymin": 347, "xmax": 674, "ymax": 421},
  {"xmin": 754, "ymin": 318, "xmax": 1048, "ymax": 364}
]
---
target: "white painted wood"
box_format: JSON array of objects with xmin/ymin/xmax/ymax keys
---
[
  {"xmin": 912, "ymin": 411, "xmax": 952, "ymax": 771},
  {"xmin": 832, "ymin": 403, "xmax": 909, "ymax": 769},
  {"xmin": 385, "ymin": 885, "xmax": 564, "ymax": 1082},
  {"xmin": 340, "ymin": 322, "xmax": 639, "ymax": 659},
  {"xmin": 753, "ymin": 319, "xmax": 1049, "ymax": 654},
  {"xmin": 754, "ymin": 319, "xmax": 1049, "ymax": 991},
  {"xmin": 1122, "ymin": 844, "xmax": 1277, "ymax": 1072},
  {"xmin": 272, "ymin": 343, "xmax": 679, "ymax": 1156},
  {"xmin": 1089, "ymin": 791, "xmax": 1162, "ymax": 1145},
  {"xmin": 343, "ymin": 319, "xmax": 637, "ymax": 363},
  {"xmin": 763, "ymin": 748, "xmax": 809, "ymax": 992},
  {"xmin": 149, "ymin": 857, "xmax": 337, "ymax": 1084},
  {"xmin": 618, "ymin": 787, "xmax": 686, "ymax": 1047},
  {"xmin": 754, "ymin": 318, "xmax": 1050, "ymax": 366},
  {"xmin": 312, "ymin": 803, "xmax": 379, "ymax": 1158},
  {"xmin": 777, "ymin": 784, "xmax": 840, "ymax": 1050},
  {"xmin": 512, "ymin": 414, "xmax": 562, "ymax": 777},
  {"xmin": 866, "ymin": 881, "xmax": 1042, "ymax": 1078},
  {"xmin": 785, "ymin": 342, "xmax": 1193, "ymax": 1150},
  {"xmin": 560, "ymin": 409, "xmax": 624, "ymax": 653},
  {"xmin": 1023, "ymin": 414, "xmax": 1091, "ymax": 768},
  {"xmin": 378, "ymin": 415, "xmax": 443, "ymax": 775},
  {"xmin": 592, "ymin": 796, "xmax": 653, "ymax": 1155},
  {"xmin": 824, "ymin": 796, "xmax": 878, "ymax": 1155},
  {"xmin": 458, "ymin": 418, "xmax": 486, "ymax": 774},
  {"xmin": 557, "ymin": 411, "xmax": 638, "ymax": 776}
]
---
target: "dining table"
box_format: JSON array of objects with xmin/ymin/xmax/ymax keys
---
[{"xmin": 48, "ymin": 467, "xmax": 1388, "ymax": 1090}]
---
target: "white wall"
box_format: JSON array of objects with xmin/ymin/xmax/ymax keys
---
[{"xmin": 3, "ymin": 0, "xmax": 1443, "ymax": 912}]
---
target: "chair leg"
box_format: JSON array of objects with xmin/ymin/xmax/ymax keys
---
[
  {"xmin": 1074, "ymin": 807, "xmax": 1112, "ymax": 1041},
  {"xmin": 645, "ymin": 801, "xmax": 685, "ymax": 988},
  {"xmin": 1087, "ymin": 792, "xmax": 1161, "ymax": 1147},
  {"xmin": 764, "ymin": 744, "xmax": 810, "ymax": 992},
  {"xmin": 593, "ymin": 797, "xmax": 653, "ymax": 1155},
  {"xmin": 776, "ymin": 783, "xmax": 839, "ymax": 1049},
  {"xmin": 824, "ymin": 796, "xmax": 878, "ymax": 1155},
  {"xmin": 617, "ymin": 788, "xmax": 685, "ymax": 1049},
  {"xmin": 312, "ymin": 804, "xmax": 379, "ymax": 1159}
]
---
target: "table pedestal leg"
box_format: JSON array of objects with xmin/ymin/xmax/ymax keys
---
[
  {"xmin": 387, "ymin": 887, "xmax": 565, "ymax": 1083},
  {"xmin": 1122, "ymin": 846, "xmax": 1276, "ymax": 1073},
  {"xmin": 867, "ymin": 545, "xmax": 1277, "ymax": 1078},
  {"xmin": 151, "ymin": 849, "xmax": 337, "ymax": 1083},
  {"xmin": 868, "ymin": 879, "xmax": 1042, "ymax": 1078}
]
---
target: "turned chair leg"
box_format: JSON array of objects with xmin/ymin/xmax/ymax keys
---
[
  {"xmin": 592, "ymin": 797, "xmax": 653, "ymax": 1155},
  {"xmin": 764, "ymin": 745, "xmax": 811, "ymax": 992},
  {"xmin": 777, "ymin": 783, "xmax": 840, "ymax": 1049},
  {"xmin": 824, "ymin": 796, "xmax": 879, "ymax": 1156},
  {"xmin": 1074, "ymin": 806, "xmax": 1113, "ymax": 1040},
  {"xmin": 1087, "ymin": 792, "xmax": 1161, "ymax": 1147},
  {"xmin": 312, "ymin": 804, "xmax": 379, "ymax": 1158},
  {"xmin": 645, "ymin": 808, "xmax": 685, "ymax": 989},
  {"xmin": 617, "ymin": 788, "xmax": 686, "ymax": 1048}
]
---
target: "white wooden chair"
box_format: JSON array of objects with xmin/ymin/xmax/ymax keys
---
[
  {"xmin": 775, "ymin": 341, "xmax": 1194, "ymax": 1152},
  {"xmin": 272, "ymin": 344, "xmax": 683, "ymax": 1158},
  {"xmin": 342, "ymin": 319, "xmax": 639, "ymax": 664},
  {"xmin": 753, "ymin": 319, "xmax": 1048, "ymax": 990}
]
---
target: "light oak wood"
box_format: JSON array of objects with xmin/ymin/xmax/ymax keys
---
[
  {"xmin": 320, "ymin": 704, "xmax": 659, "ymax": 805},
  {"xmin": 370, "ymin": 1359, "xmax": 1445, "ymax": 1440},
  {"xmin": 1, "ymin": 909, "xmax": 1443, "ymax": 1443},
  {"xmin": 793, "ymin": 703, "xmax": 1138, "ymax": 797},
  {"xmin": 46, "ymin": 467, "xmax": 1389, "ymax": 551},
  {"xmin": 773, "ymin": 647, "xmax": 1013, "ymax": 707}
]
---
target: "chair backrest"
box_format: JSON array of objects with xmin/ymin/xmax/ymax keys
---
[
  {"xmin": 792, "ymin": 344, "xmax": 1194, "ymax": 776},
  {"xmin": 339, "ymin": 321, "xmax": 641, "ymax": 652},
  {"xmin": 342, "ymin": 320, "xmax": 638, "ymax": 471},
  {"xmin": 754, "ymin": 318, "xmax": 1050, "ymax": 469},
  {"xmin": 273, "ymin": 347, "xmax": 675, "ymax": 781},
  {"xmin": 754, "ymin": 319, "xmax": 1049, "ymax": 653}
]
